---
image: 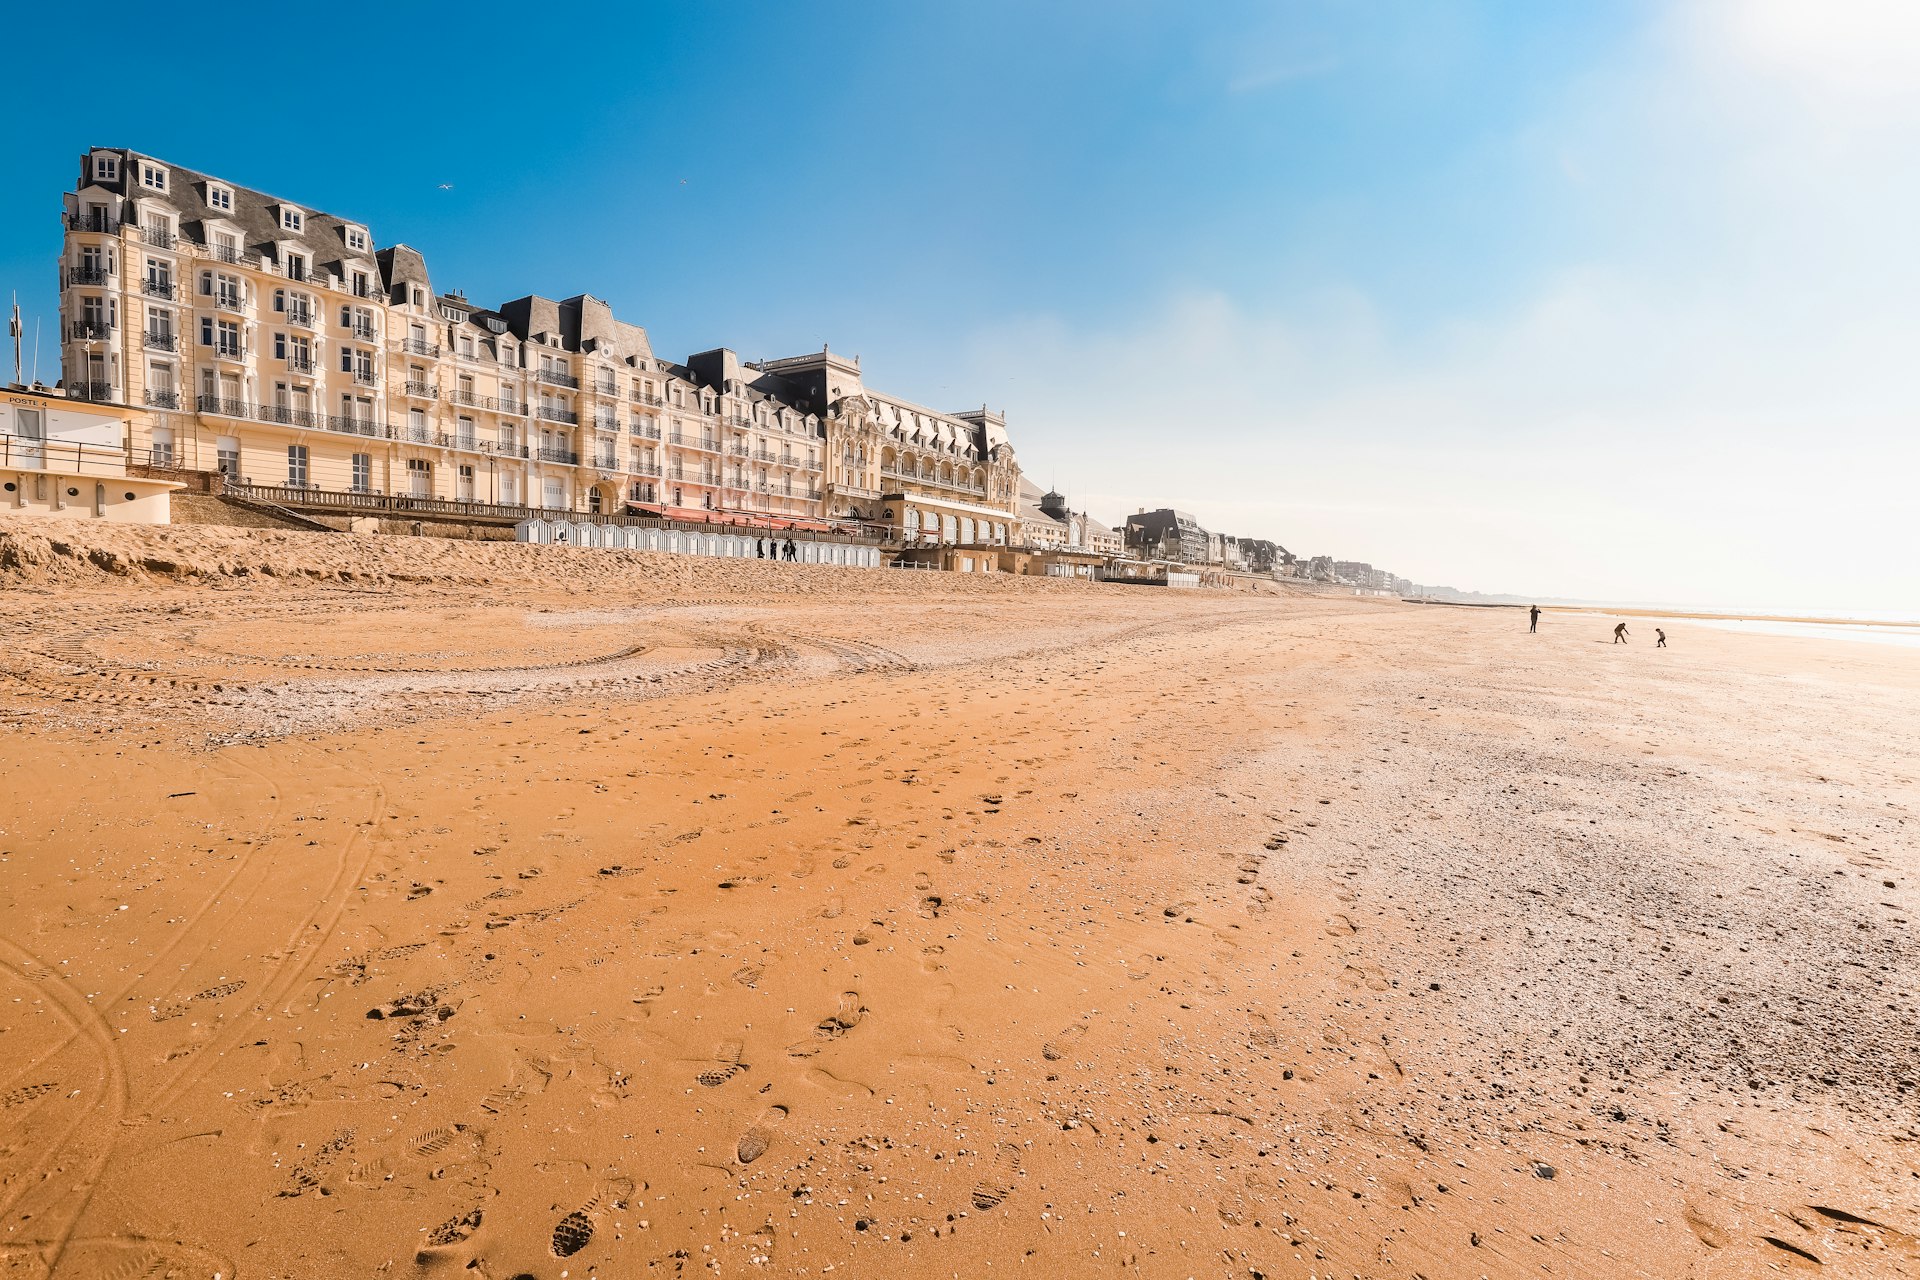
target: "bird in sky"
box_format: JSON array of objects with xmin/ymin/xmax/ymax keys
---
[{"xmin": 438, "ymin": 183, "xmax": 454, "ymax": 191}]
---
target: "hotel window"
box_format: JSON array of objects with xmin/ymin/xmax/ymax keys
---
[
  {"xmin": 141, "ymin": 163, "xmax": 167, "ymax": 191},
  {"xmin": 285, "ymin": 252, "xmax": 307, "ymax": 282},
  {"xmin": 151, "ymin": 426, "xmax": 175, "ymax": 467},
  {"xmin": 346, "ymin": 227, "xmax": 368, "ymax": 252},
  {"xmin": 217, "ymin": 436, "xmax": 239, "ymax": 481},
  {"xmin": 352, "ymin": 270, "xmax": 371, "ymax": 298},
  {"xmin": 215, "ymin": 320, "xmax": 241, "ymax": 357},
  {"xmin": 351, "ymin": 453, "xmax": 371, "ymax": 493},
  {"xmin": 408, "ymin": 408, "xmax": 427, "ymax": 440},
  {"xmin": 274, "ymin": 333, "xmax": 286, "ymax": 360},
  {"xmin": 281, "ymin": 207, "xmax": 303, "ymax": 232},
  {"xmin": 287, "ymin": 444, "xmax": 309, "ymax": 487},
  {"xmin": 208, "ymin": 185, "xmax": 232, "ymax": 212},
  {"xmin": 412, "ymin": 288, "xmax": 425, "ymax": 308},
  {"xmin": 93, "ymin": 154, "xmax": 119, "ymax": 182},
  {"xmin": 460, "ymin": 336, "xmax": 474, "ymax": 358}
]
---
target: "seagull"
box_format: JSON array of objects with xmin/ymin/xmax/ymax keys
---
[{"xmin": 438, "ymin": 183, "xmax": 455, "ymax": 191}]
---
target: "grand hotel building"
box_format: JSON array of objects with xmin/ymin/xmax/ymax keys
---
[{"xmin": 56, "ymin": 147, "xmax": 1023, "ymax": 544}]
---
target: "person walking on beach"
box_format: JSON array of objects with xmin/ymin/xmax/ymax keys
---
[
  {"xmin": 1613, "ymin": 622, "xmax": 1629, "ymax": 644},
  {"xmin": 1529, "ymin": 605, "xmax": 1541, "ymax": 633},
  {"xmin": 785, "ymin": 538, "xmax": 798, "ymax": 562},
  {"xmin": 1655, "ymin": 627, "xmax": 1667, "ymax": 648}
]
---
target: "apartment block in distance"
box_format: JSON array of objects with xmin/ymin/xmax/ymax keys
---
[{"xmin": 57, "ymin": 147, "xmax": 1029, "ymax": 544}]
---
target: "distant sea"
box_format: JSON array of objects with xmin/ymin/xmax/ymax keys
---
[{"xmin": 1683, "ymin": 613, "xmax": 1920, "ymax": 651}]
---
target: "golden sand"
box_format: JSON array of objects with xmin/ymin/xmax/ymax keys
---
[{"xmin": 0, "ymin": 520, "xmax": 1915, "ymax": 1279}]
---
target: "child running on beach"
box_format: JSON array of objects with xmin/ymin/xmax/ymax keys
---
[
  {"xmin": 1656, "ymin": 628, "xmax": 1667, "ymax": 648},
  {"xmin": 1613, "ymin": 622, "xmax": 1629, "ymax": 644}
]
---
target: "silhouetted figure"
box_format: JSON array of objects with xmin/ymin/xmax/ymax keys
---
[
  {"xmin": 1529, "ymin": 605, "xmax": 1541, "ymax": 633},
  {"xmin": 756, "ymin": 538, "xmax": 765, "ymax": 559},
  {"xmin": 1655, "ymin": 627, "xmax": 1667, "ymax": 648},
  {"xmin": 785, "ymin": 538, "xmax": 797, "ymax": 561},
  {"xmin": 1613, "ymin": 622, "xmax": 1629, "ymax": 644}
]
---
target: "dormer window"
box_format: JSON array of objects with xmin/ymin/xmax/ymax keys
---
[
  {"xmin": 345, "ymin": 226, "xmax": 368, "ymax": 252},
  {"xmin": 208, "ymin": 184, "xmax": 233, "ymax": 212},
  {"xmin": 280, "ymin": 207, "xmax": 303, "ymax": 232},
  {"xmin": 93, "ymin": 154, "xmax": 119, "ymax": 182},
  {"xmin": 285, "ymin": 251, "xmax": 307, "ymax": 282}
]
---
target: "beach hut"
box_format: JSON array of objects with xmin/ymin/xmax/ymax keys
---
[{"xmin": 515, "ymin": 518, "xmax": 552, "ymax": 545}]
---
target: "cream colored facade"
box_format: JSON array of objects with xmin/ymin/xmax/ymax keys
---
[
  {"xmin": 58, "ymin": 148, "xmax": 1018, "ymax": 538},
  {"xmin": 754, "ymin": 349, "xmax": 1023, "ymax": 546}
]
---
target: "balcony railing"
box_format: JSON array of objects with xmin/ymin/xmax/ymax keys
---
[
  {"xmin": 753, "ymin": 448, "xmax": 779, "ymax": 464},
  {"xmin": 143, "ymin": 388, "xmax": 181, "ymax": 409},
  {"xmin": 212, "ymin": 344, "xmax": 246, "ymax": 361},
  {"xmin": 67, "ymin": 213, "xmax": 120, "ymax": 234},
  {"xmin": 594, "ymin": 378, "xmax": 618, "ymax": 396},
  {"xmin": 144, "ymin": 330, "xmax": 177, "ymax": 352},
  {"xmin": 728, "ymin": 414, "xmax": 753, "ymax": 428},
  {"xmin": 141, "ymin": 225, "xmax": 177, "ymax": 249},
  {"xmin": 213, "ymin": 293, "xmax": 246, "ymax": 313},
  {"xmin": 208, "ymin": 243, "xmax": 249, "ymax": 266},
  {"xmin": 536, "ymin": 403, "xmax": 577, "ymax": 425},
  {"xmin": 536, "ymin": 446, "xmax": 580, "ymax": 465},
  {"xmin": 68, "ymin": 321, "xmax": 112, "ymax": 340},
  {"xmin": 668, "ymin": 433, "xmax": 719, "ymax": 452},
  {"xmin": 141, "ymin": 278, "xmax": 177, "ymax": 299},
  {"xmin": 286, "ymin": 355, "xmax": 315, "ymax": 374},
  {"xmin": 286, "ymin": 307, "xmax": 317, "ymax": 329},
  {"xmin": 631, "ymin": 462, "xmax": 663, "ymax": 477},
  {"xmin": 404, "ymin": 380, "xmax": 437, "ymax": 399},
  {"xmin": 66, "ymin": 380, "xmax": 115, "ymax": 402},
  {"xmin": 349, "ymin": 321, "xmax": 377, "ymax": 340},
  {"xmin": 69, "ymin": 266, "xmax": 109, "ymax": 287},
  {"xmin": 450, "ymin": 389, "xmax": 524, "ymax": 414},
  {"xmin": 636, "ymin": 393, "xmax": 665, "ymax": 406},
  {"xmin": 402, "ymin": 337, "xmax": 440, "ymax": 358},
  {"xmin": 536, "ymin": 368, "xmax": 578, "ymax": 389},
  {"xmin": 633, "ymin": 422, "xmax": 662, "ymax": 440},
  {"xmin": 351, "ymin": 368, "xmax": 379, "ymax": 386}
]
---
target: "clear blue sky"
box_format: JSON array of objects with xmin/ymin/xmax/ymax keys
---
[{"xmin": 4, "ymin": 1, "xmax": 1914, "ymax": 610}]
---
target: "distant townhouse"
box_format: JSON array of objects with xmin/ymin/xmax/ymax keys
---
[{"xmin": 1124, "ymin": 508, "xmax": 1209, "ymax": 564}]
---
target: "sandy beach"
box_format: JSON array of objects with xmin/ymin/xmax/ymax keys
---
[{"xmin": 0, "ymin": 520, "xmax": 1914, "ymax": 1279}]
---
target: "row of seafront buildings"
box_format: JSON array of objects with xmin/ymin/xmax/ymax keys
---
[{"xmin": 29, "ymin": 146, "xmax": 1413, "ymax": 590}]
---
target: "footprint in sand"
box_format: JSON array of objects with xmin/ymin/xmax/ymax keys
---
[
  {"xmin": 1, "ymin": 1082, "xmax": 57, "ymax": 1109},
  {"xmin": 1247, "ymin": 1013, "xmax": 1280, "ymax": 1051},
  {"xmin": 737, "ymin": 1105, "xmax": 788, "ymax": 1164},
  {"xmin": 1041, "ymin": 1023, "xmax": 1088, "ymax": 1062},
  {"xmin": 418, "ymin": 1207, "xmax": 483, "ymax": 1260},
  {"xmin": 970, "ymin": 1142, "xmax": 1023, "ymax": 1210},
  {"xmin": 551, "ymin": 1175, "xmax": 635, "ymax": 1258},
  {"xmin": 788, "ymin": 992, "xmax": 865, "ymax": 1057},
  {"xmin": 698, "ymin": 1041, "xmax": 747, "ymax": 1087}
]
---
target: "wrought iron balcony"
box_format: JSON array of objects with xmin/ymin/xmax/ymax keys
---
[
  {"xmin": 69, "ymin": 321, "xmax": 112, "ymax": 340},
  {"xmin": 286, "ymin": 355, "xmax": 315, "ymax": 374},
  {"xmin": 141, "ymin": 225, "xmax": 177, "ymax": 249},
  {"xmin": 633, "ymin": 422, "xmax": 662, "ymax": 440},
  {"xmin": 349, "ymin": 321, "xmax": 377, "ymax": 340},
  {"xmin": 286, "ymin": 307, "xmax": 317, "ymax": 329},
  {"xmin": 144, "ymin": 330, "xmax": 177, "ymax": 352},
  {"xmin": 212, "ymin": 343, "xmax": 246, "ymax": 362},
  {"xmin": 402, "ymin": 337, "xmax": 440, "ymax": 358},
  {"xmin": 214, "ymin": 293, "xmax": 246, "ymax": 313},
  {"xmin": 728, "ymin": 414, "xmax": 752, "ymax": 428},
  {"xmin": 537, "ymin": 367, "xmax": 579, "ymax": 390},
  {"xmin": 404, "ymin": 380, "xmax": 437, "ymax": 399},
  {"xmin": 69, "ymin": 265, "xmax": 109, "ymax": 286},
  {"xmin": 324, "ymin": 413, "xmax": 380, "ymax": 436},
  {"xmin": 208, "ymin": 243, "xmax": 248, "ymax": 266},
  {"xmin": 144, "ymin": 388, "xmax": 181, "ymax": 409},
  {"xmin": 141, "ymin": 278, "xmax": 177, "ymax": 299},
  {"xmin": 450, "ymin": 388, "xmax": 522, "ymax": 413},
  {"xmin": 351, "ymin": 368, "xmax": 379, "ymax": 386},
  {"xmin": 636, "ymin": 392, "xmax": 665, "ymax": 406},
  {"xmin": 537, "ymin": 446, "xmax": 579, "ymax": 465},
  {"xmin": 537, "ymin": 403, "xmax": 578, "ymax": 425},
  {"xmin": 594, "ymin": 378, "xmax": 618, "ymax": 396},
  {"xmin": 67, "ymin": 380, "xmax": 115, "ymax": 402},
  {"xmin": 68, "ymin": 213, "xmax": 121, "ymax": 234}
]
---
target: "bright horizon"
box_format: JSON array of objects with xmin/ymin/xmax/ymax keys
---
[{"xmin": 3, "ymin": 1, "xmax": 1914, "ymax": 612}]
